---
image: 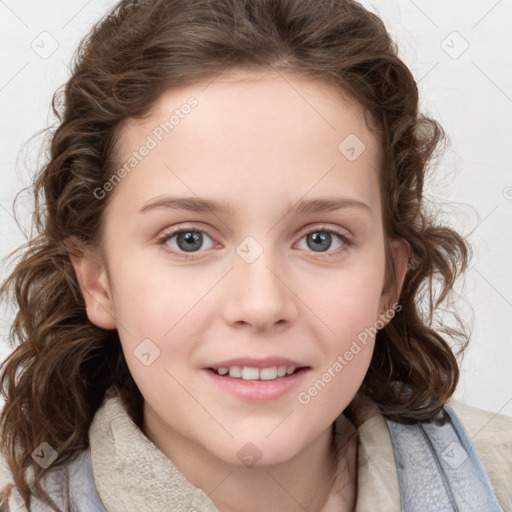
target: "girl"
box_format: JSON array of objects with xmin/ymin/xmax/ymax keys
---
[{"xmin": 0, "ymin": 0, "xmax": 510, "ymax": 511}]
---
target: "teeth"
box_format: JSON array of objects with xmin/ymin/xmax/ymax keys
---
[
  {"xmin": 260, "ymin": 367, "xmax": 277, "ymax": 380},
  {"xmin": 229, "ymin": 366, "xmax": 242, "ymax": 378},
  {"xmin": 241, "ymin": 367, "xmax": 260, "ymax": 380},
  {"xmin": 217, "ymin": 365, "xmax": 298, "ymax": 380}
]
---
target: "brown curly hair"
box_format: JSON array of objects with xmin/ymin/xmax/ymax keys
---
[{"xmin": 0, "ymin": 0, "xmax": 470, "ymax": 509}]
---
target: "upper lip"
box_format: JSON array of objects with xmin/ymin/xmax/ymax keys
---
[{"xmin": 207, "ymin": 357, "xmax": 308, "ymax": 370}]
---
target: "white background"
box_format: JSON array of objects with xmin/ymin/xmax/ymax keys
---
[{"xmin": 1, "ymin": 0, "xmax": 511, "ymax": 417}]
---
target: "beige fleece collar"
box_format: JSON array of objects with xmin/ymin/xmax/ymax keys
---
[
  {"xmin": 88, "ymin": 389, "xmax": 400, "ymax": 512},
  {"xmin": 353, "ymin": 398, "xmax": 400, "ymax": 511},
  {"xmin": 89, "ymin": 389, "xmax": 220, "ymax": 512}
]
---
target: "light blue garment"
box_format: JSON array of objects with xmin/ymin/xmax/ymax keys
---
[
  {"xmin": 385, "ymin": 404, "xmax": 504, "ymax": 511},
  {"xmin": 16, "ymin": 450, "xmax": 106, "ymax": 512}
]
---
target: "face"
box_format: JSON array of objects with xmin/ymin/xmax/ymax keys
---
[{"xmin": 75, "ymin": 69, "xmax": 408, "ymax": 469}]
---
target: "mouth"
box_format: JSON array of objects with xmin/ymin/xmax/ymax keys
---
[{"xmin": 203, "ymin": 361, "xmax": 311, "ymax": 401}]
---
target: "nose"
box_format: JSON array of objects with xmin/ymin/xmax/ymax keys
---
[{"xmin": 222, "ymin": 246, "xmax": 298, "ymax": 332}]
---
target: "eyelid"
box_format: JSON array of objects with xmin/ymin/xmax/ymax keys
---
[{"xmin": 295, "ymin": 223, "xmax": 351, "ymax": 239}]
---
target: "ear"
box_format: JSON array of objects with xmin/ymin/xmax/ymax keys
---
[
  {"xmin": 70, "ymin": 250, "xmax": 117, "ymax": 330},
  {"xmin": 378, "ymin": 237, "xmax": 411, "ymax": 322}
]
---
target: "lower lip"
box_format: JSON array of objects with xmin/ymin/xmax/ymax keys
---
[{"xmin": 203, "ymin": 368, "xmax": 310, "ymax": 402}]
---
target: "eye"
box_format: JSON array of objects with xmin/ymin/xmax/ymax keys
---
[
  {"xmin": 296, "ymin": 227, "xmax": 352, "ymax": 257},
  {"xmin": 157, "ymin": 228, "xmax": 215, "ymax": 258}
]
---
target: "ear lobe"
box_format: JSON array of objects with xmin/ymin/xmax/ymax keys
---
[
  {"xmin": 378, "ymin": 237, "xmax": 411, "ymax": 323},
  {"xmin": 70, "ymin": 252, "xmax": 117, "ymax": 330},
  {"xmin": 390, "ymin": 237, "xmax": 411, "ymax": 299}
]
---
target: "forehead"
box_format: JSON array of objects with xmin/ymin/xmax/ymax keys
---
[{"xmin": 110, "ymin": 69, "xmax": 382, "ymax": 217}]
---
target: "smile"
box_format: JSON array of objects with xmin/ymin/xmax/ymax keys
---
[{"xmin": 204, "ymin": 366, "xmax": 310, "ymax": 401}]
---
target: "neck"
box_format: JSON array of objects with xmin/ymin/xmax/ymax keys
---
[{"xmin": 143, "ymin": 412, "xmax": 358, "ymax": 512}]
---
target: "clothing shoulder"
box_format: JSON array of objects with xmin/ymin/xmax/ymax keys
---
[
  {"xmin": 0, "ymin": 449, "xmax": 104, "ymax": 512},
  {"xmin": 447, "ymin": 397, "xmax": 512, "ymax": 509},
  {"xmin": 0, "ymin": 454, "xmax": 16, "ymax": 511}
]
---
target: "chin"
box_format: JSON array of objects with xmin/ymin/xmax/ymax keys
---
[{"xmin": 203, "ymin": 433, "xmax": 310, "ymax": 469}]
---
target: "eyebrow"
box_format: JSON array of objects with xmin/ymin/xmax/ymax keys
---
[{"xmin": 139, "ymin": 196, "xmax": 371, "ymax": 216}]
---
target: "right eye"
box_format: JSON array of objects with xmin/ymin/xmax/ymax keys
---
[{"xmin": 157, "ymin": 227, "xmax": 217, "ymax": 258}]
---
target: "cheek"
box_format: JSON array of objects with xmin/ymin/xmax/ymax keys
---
[
  {"xmin": 301, "ymin": 246, "xmax": 385, "ymax": 385},
  {"xmin": 295, "ymin": 266, "xmax": 382, "ymax": 415},
  {"xmin": 297, "ymin": 344, "xmax": 374, "ymax": 417},
  {"xmin": 108, "ymin": 255, "xmax": 203, "ymax": 335},
  {"xmin": 108, "ymin": 260, "xmax": 198, "ymax": 401},
  {"xmin": 106, "ymin": 254, "xmax": 213, "ymax": 386},
  {"xmin": 310, "ymin": 251, "xmax": 385, "ymax": 338}
]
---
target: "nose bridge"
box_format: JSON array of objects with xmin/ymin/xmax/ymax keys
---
[{"xmin": 223, "ymin": 235, "xmax": 297, "ymax": 329}]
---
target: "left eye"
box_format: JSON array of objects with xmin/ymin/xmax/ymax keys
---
[
  {"xmin": 296, "ymin": 230, "xmax": 349, "ymax": 254},
  {"xmin": 157, "ymin": 227, "xmax": 351, "ymax": 258}
]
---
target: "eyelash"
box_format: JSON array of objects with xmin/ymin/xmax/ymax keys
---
[{"xmin": 156, "ymin": 225, "xmax": 352, "ymax": 260}]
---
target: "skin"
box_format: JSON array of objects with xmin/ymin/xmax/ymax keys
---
[{"xmin": 73, "ymin": 68, "xmax": 409, "ymax": 512}]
